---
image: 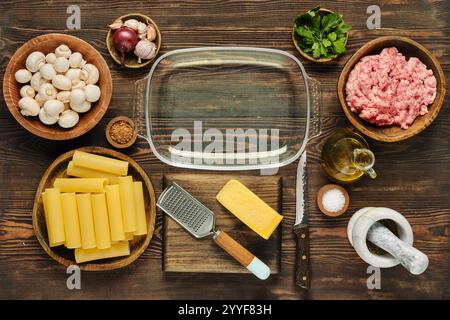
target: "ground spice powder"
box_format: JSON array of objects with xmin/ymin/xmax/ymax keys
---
[{"xmin": 110, "ymin": 121, "xmax": 134, "ymax": 144}]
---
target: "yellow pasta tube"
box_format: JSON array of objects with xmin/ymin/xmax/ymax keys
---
[
  {"xmin": 75, "ymin": 241, "xmax": 130, "ymax": 263},
  {"xmin": 67, "ymin": 161, "xmax": 119, "ymax": 184},
  {"xmin": 91, "ymin": 193, "xmax": 111, "ymax": 249},
  {"xmin": 54, "ymin": 178, "xmax": 107, "ymax": 193},
  {"xmin": 133, "ymin": 181, "xmax": 147, "ymax": 236},
  {"xmin": 75, "ymin": 193, "xmax": 96, "ymax": 249},
  {"xmin": 125, "ymin": 232, "xmax": 134, "ymax": 241},
  {"xmin": 60, "ymin": 193, "xmax": 82, "ymax": 249},
  {"xmin": 73, "ymin": 151, "xmax": 128, "ymax": 176},
  {"xmin": 118, "ymin": 176, "xmax": 136, "ymax": 233},
  {"xmin": 42, "ymin": 188, "xmax": 65, "ymax": 247},
  {"xmin": 105, "ymin": 185, "xmax": 125, "ymax": 242}
]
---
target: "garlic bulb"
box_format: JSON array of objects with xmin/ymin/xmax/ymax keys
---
[
  {"xmin": 57, "ymin": 91, "xmax": 71, "ymax": 103},
  {"xmin": 15, "ymin": 69, "xmax": 32, "ymax": 83},
  {"xmin": 69, "ymin": 88, "xmax": 86, "ymax": 107},
  {"xmin": 52, "ymin": 75, "xmax": 72, "ymax": 91},
  {"xmin": 26, "ymin": 51, "xmax": 45, "ymax": 72},
  {"xmin": 58, "ymin": 110, "xmax": 79, "ymax": 128},
  {"xmin": 84, "ymin": 84, "xmax": 101, "ymax": 103},
  {"xmin": 54, "ymin": 57, "xmax": 70, "ymax": 73},
  {"xmin": 20, "ymin": 85, "xmax": 35, "ymax": 98},
  {"xmin": 30, "ymin": 72, "xmax": 46, "ymax": 91},
  {"xmin": 46, "ymin": 53, "xmax": 57, "ymax": 64},
  {"xmin": 108, "ymin": 19, "xmax": 123, "ymax": 30},
  {"xmin": 38, "ymin": 83, "xmax": 58, "ymax": 101},
  {"xmin": 124, "ymin": 19, "xmax": 139, "ymax": 31},
  {"xmin": 40, "ymin": 64, "xmax": 57, "ymax": 81},
  {"xmin": 19, "ymin": 97, "xmax": 40, "ymax": 116},
  {"xmin": 69, "ymin": 52, "xmax": 83, "ymax": 68},
  {"xmin": 55, "ymin": 44, "xmax": 72, "ymax": 58},
  {"xmin": 43, "ymin": 99, "xmax": 65, "ymax": 117},
  {"xmin": 134, "ymin": 39, "xmax": 157, "ymax": 63},
  {"xmin": 146, "ymin": 24, "xmax": 157, "ymax": 41},
  {"xmin": 39, "ymin": 107, "xmax": 59, "ymax": 125},
  {"xmin": 71, "ymin": 100, "xmax": 91, "ymax": 113},
  {"xmin": 82, "ymin": 64, "xmax": 99, "ymax": 85}
]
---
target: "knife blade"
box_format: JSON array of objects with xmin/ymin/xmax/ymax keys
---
[{"xmin": 293, "ymin": 151, "xmax": 310, "ymax": 289}]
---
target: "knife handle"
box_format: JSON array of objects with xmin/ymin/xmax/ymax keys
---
[{"xmin": 293, "ymin": 223, "xmax": 310, "ymax": 289}]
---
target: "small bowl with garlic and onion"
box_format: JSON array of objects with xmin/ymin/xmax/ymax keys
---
[
  {"xmin": 106, "ymin": 13, "xmax": 161, "ymax": 68},
  {"xmin": 3, "ymin": 33, "xmax": 112, "ymax": 140}
]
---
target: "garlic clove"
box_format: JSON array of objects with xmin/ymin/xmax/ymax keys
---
[
  {"xmin": 38, "ymin": 83, "xmax": 58, "ymax": 101},
  {"xmin": 123, "ymin": 19, "xmax": 140, "ymax": 31},
  {"xmin": 137, "ymin": 21, "xmax": 147, "ymax": 35},
  {"xmin": 58, "ymin": 110, "xmax": 79, "ymax": 128},
  {"xmin": 84, "ymin": 84, "xmax": 101, "ymax": 103},
  {"xmin": 53, "ymin": 57, "xmax": 70, "ymax": 73},
  {"xmin": 71, "ymin": 100, "xmax": 91, "ymax": 113},
  {"xmin": 146, "ymin": 24, "xmax": 157, "ymax": 41},
  {"xmin": 108, "ymin": 19, "xmax": 123, "ymax": 30},
  {"xmin": 15, "ymin": 69, "xmax": 32, "ymax": 83},
  {"xmin": 20, "ymin": 85, "xmax": 36, "ymax": 98},
  {"xmin": 39, "ymin": 107, "xmax": 59, "ymax": 125},
  {"xmin": 55, "ymin": 44, "xmax": 72, "ymax": 58},
  {"xmin": 52, "ymin": 74, "xmax": 72, "ymax": 91},
  {"xmin": 19, "ymin": 97, "xmax": 40, "ymax": 117},
  {"xmin": 69, "ymin": 88, "xmax": 86, "ymax": 108},
  {"xmin": 26, "ymin": 51, "xmax": 45, "ymax": 73},
  {"xmin": 69, "ymin": 52, "xmax": 83, "ymax": 68},
  {"xmin": 40, "ymin": 63, "xmax": 57, "ymax": 81},
  {"xmin": 46, "ymin": 53, "xmax": 57, "ymax": 64}
]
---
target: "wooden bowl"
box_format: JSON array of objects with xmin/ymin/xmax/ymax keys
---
[
  {"xmin": 32, "ymin": 147, "xmax": 156, "ymax": 271},
  {"xmin": 338, "ymin": 36, "xmax": 446, "ymax": 142},
  {"xmin": 105, "ymin": 116, "xmax": 137, "ymax": 149},
  {"xmin": 292, "ymin": 8, "xmax": 349, "ymax": 63},
  {"xmin": 3, "ymin": 34, "xmax": 112, "ymax": 140},
  {"xmin": 106, "ymin": 13, "xmax": 161, "ymax": 68},
  {"xmin": 316, "ymin": 184, "xmax": 349, "ymax": 217}
]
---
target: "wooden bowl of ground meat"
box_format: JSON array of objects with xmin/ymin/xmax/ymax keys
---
[{"xmin": 338, "ymin": 36, "xmax": 445, "ymax": 142}]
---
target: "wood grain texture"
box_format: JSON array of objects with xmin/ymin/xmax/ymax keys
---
[
  {"xmin": 0, "ymin": 0, "xmax": 449, "ymax": 300},
  {"xmin": 163, "ymin": 174, "xmax": 281, "ymax": 274}
]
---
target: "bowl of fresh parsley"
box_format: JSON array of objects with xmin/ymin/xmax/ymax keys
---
[{"xmin": 292, "ymin": 7, "xmax": 351, "ymax": 62}]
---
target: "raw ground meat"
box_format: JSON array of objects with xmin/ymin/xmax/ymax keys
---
[{"xmin": 345, "ymin": 47, "xmax": 437, "ymax": 129}]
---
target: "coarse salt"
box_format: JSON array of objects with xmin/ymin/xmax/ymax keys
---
[{"xmin": 322, "ymin": 188, "xmax": 346, "ymax": 213}]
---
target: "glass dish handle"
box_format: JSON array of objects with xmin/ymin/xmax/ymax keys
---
[
  {"xmin": 133, "ymin": 76, "xmax": 149, "ymax": 141},
  {"xmin": 307, "ymin": 76, "xmax": 322, "ymax": 140}
]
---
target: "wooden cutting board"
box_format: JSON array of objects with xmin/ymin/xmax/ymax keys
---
[{"xmin": 162, "ymin": 174, "xmax": 282, "ymax": 274}]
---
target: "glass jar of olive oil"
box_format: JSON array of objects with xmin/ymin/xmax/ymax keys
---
[{"xmin": 321, "ymin": 128, "xmax": 377, "ymax": 183}]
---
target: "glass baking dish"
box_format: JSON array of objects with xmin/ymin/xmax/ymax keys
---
[{"xmin": 134, "ymin": 47, "xmax": 321, "ymax": 171}]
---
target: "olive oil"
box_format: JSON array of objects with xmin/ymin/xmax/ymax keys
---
[{"xmin": 322, "ymin": 128, "xmax": 376, "ymax": 183}]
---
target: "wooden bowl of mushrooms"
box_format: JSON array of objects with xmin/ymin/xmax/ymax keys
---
[
  {"xmin": 106, "ymin": 13, "xmax": 161, "ymax": 68},
  {"xmin": 3, "ymin": 33, "xmax": 112, "ymax": 140}
]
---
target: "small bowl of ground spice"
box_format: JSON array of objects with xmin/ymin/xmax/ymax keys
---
[{"xmin": 106, "ymin": 116, "xmax": 137, "ymax": 149}]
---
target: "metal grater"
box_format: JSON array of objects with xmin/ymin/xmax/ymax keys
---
[{"xmin": 157, "ymin": 183, "xmax": 216, "ymax": 239}]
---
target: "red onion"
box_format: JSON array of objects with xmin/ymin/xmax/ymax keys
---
[{"xmin": 112, "ymin": 26, "xmax": 138, "ymax": 66}]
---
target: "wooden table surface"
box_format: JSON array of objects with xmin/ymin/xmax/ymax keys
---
[{"xmin": 0, "ymin": 0, "xmax": 448, "ymax": 300}]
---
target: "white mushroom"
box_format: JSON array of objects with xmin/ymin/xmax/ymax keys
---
[
  {"xmin": 19, "ymin": 97, "xmax": 40, "ymax": 116},
  {"xmin": 35, "ymin": 94, "xmax": 45, "ymax": 107},
  {"xmin": 45, "ymin": 53, "xmax": 57, "ymax": 64},
  {"xmin": 39, "ymin": 107, "xmax": 59, "ymax": 125},
  {"xmin": 26, "ymin": 51, "xmax": 45, "ymax": 72},
  {"xmin": 82, "ymin": 64, "xmax": 99, "ymax": 85},
  {"xmin": 84, "ymin": 84, "xmax": 101, "ymax": 103},
  {"xmin": 57, "ymin": 91, "xmax": 71, "ymax": 103},
  {"xmin": 30, "ymin": 72, "xmax": 46, "ymax": 91},
  {"xmin": 63, "ymin": 102, "xmax": 70, "ymax": 111},
  {"xmin": 15, "ymin": 69, "xmax": 32, "ymax": 83},
  {"xmin": 69, "ymin": 88, "xmax": 86, "ymax": 108},
  {"xmin": 43, "ymin": 99, "xmax": 65, "ymax": 117},
  {"xmin": 71, "ymin": 79, "xmax": 86, "ymax": 90},
  {"xmin": 40, "ymin": 63, "xmax": 57, "ymax": 81},
  {"xmin": 65, "ymin": 68, "xmax": 80, "ymax": 81},
  {"xmin": 53, "ymin": 57, "xmax": 70, "ymax": 73},
  {"xmin": 79, "ymin": 69, "xmax": 89, "ymax": 81},
  {"xmin": 20, "ymin": 85, "xmax": 35, "ymax": 98},
  {"xmin": 58, "ymin": 110, "xmax": 79, "ymax": 128},
  {"xmin": 55, "ymin": 44, "xmax": 72, "ymax": 58},
  {"xmin": 68, "ymin": 52, "xmax": 83, "ymax": 68},
  {"xmin": 38, "ymin": 83, "xmax": 58, "ymax": 101},
  {"xmin": 71, "ymin": 100, "xmax": 91, "ymax": 113},
  {"xmin": 52, "ymin": 75, "xmax": 72, "ymax": 91}
]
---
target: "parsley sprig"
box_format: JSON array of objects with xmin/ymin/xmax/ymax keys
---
[{"xmin": 294, "ymin": 6, "xmax": 351, "ymax": 59}]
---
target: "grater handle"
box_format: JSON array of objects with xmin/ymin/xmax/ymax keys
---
[{"xmin": 213, "ymin": 230, "xmax": 271, "ymax": 280}]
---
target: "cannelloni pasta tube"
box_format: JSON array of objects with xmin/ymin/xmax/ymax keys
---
[
  {"xmin": 42, "ymin": 188, "xmax": 65, "ymax": 247},
  {"xmin": 133, "ymin": 181, "xmax": 147, "ymax": 236},
  {"xmin": 75, "ymin": 193, "xmax": 96, "ymax": 249},
  {"xmin": 60, "ymin": 193, "xmax": 82, "ymax": 249},
  {"xmin": 67, "ymin": 161, "xmax": 119, "ymax": 184},
  {"xmin": 72, "ymin": 151, "xmax": 128, "ymax": 176},
  {"xmin": 91, "ymin": 193, "xmax": 111, "ymax": 249},
  {"xmin": 105, "ymin": 185, "xmax": 125, "ymax": 242},
  {"xmin": 75, "ymin": 241, "xmax": 130, "ymax": 263},
  {"xmin": 118, "ymin": 176, "xmax": 136, "ymax": 233},
  {"xmin": 54, "ymin": 178, "xmax": 107, "ymax": 193}
]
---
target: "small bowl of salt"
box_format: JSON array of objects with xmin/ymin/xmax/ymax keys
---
[{"xmin": 317, "ymin": 184, "xmax": 349, "ymax": 217}]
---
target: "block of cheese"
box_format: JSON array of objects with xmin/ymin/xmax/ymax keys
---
[
  {"xmin": 60, "ymin": 193, "xmax": 82, "ymax": 249},
  {"xmin": 75, "ymin": 241, "xmax": 130, "ymax": 263},
  {"xmin": 118, "ymin": 176, "xmax": 136, "ymax": 233},
  {"xmin": 75, "ymin": 193, "xmax": 97, "ymax": 249},
  {"xmin": 54, "ymin": 178, "xmax": 107, "ymax": 193},
  {"xmin": 91, "ymin": 193, "xmax": 111, "ymax": 249},
  {"xmin": 67, "ymin": 161, "xmax": 119, "ymax": 184},
  {"xmin": 133, "ymin": 181, "xmax": 147, "ymax": 236},
  {"xmin": 72, "ymin": 151, "xmax": 128, "ymax": 176},
  {"xmin": 42, "ymin": 188, "xmax": 65, "ymax": 247},
  {"xmin": 105, "ymin": 185, "xmax": 125, "ymax": 242},
  {"xmin": 216, "ymin": 179, "xmax": 283, "ymax": 240}
]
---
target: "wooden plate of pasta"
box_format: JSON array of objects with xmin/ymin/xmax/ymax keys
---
[{"xmin": 32, "ymin": 146, "xmax": 156, "ymax": 271}]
